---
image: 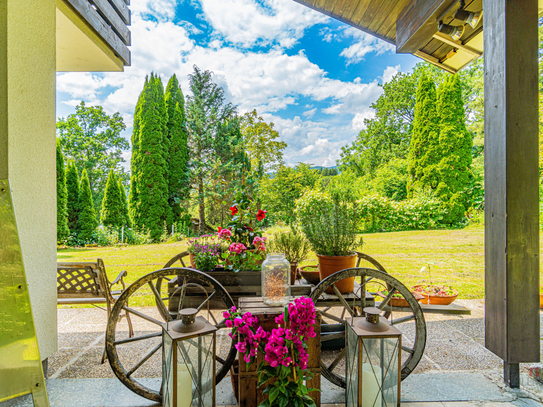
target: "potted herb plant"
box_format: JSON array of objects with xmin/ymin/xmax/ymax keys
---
[
  {"xmin": 296, "ymin": 190, "xmax": 362, "ymax": 293},
  {"xmin": 267, "ymin": 229, "xmax": 311, "ymax": 284},
  {"xmin": 186, "ymin": 234, "xmax": 222, "ymax": 272}
]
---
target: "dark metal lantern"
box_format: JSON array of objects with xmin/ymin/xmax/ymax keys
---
[{"xmin": 346, "ymin": 307, "xmax": 402, "ymax": 407}]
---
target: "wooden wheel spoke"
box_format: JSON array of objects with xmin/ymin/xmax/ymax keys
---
[
  {"xmin": 196, "ymin": 291, "xmax": 216, "ymax": 313},
  {"xmin": 215, "ymin": 355, "xmax": 226, "ymax": 365},
  {"xmin": 114, "ymin": 332, "xmax": 162, "ymax": 345},
  {"xmin": 148, "ymin": 282, "xmax": 172, "ymax": 321},
  {"xmin": 127, "ymin": 342, "xmax": 162, "ymax": 377},
  {"xmin": 328, "ymin": 348, "xmax": 346, "ymax": 372},
  {"xmin": 401, "ymin": 345, "xmax": 415, "ymax": 354},
  {"xmin": 208, "ymin": 310, "xmax": 219, "ymax": 326},
  {"xmin": 391, "ymin": 314, "xmax": 416, "ymax": 325},
  {"xmin": 122, "ymin": 306, "xmax": 163, "ymax": 326},
  {"xmin": 377, "ymin": 288, "xmax": 397, "ymax": 311},
  {"xmin": 321, "ymin": 311, "xmax": 345, "ymax": 324},
  {"xmin": 332, "ymin": 285, "xmax": 355, "ymax": 317},
  {"xmin": 216, "ymin": 317, "xmax": 227, "ymax": 329},
  {"xmin": 322, "ymin": 332, "xmax": 345, "ymax": 342}
]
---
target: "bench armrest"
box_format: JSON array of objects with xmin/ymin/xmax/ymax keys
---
[{"xmin": 111, "ymin": 270, "xmax": 128, "ymax": 289}]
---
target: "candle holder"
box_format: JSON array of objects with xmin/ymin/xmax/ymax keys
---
[
  {"xmin": 162, "ymin": 284, "xmax": 216, "ymax": 407},
  {"xmin": 345, "ymin": 307, "xmax": 402, "ymax": 407}
]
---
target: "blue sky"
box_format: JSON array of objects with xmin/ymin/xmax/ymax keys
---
[{"xmin": 56, "ymin": 0, "xmax": 419, "ymax": 168}]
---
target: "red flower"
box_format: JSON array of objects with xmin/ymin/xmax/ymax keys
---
[
  {"xmin": 230, "ymin": 206, "xmax": 238, "ymax": 216},
  {"xmin": 218, "ymin": 226, "xmax": 222, "ymax": 232},
  {"xmin": 245, "ymin": 225, "xmax": 254, "ymax": 232},
  {"xmin": 256, "ymin": 209, "xmax": 267, "ymax": 222}
]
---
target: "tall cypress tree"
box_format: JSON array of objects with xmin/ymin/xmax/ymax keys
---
[
  {"xmin": 129, "ymin": 77, "xmax": 147, "ymax": 228},
  {"xmin": 165, "ymin": 74, "xmax": 190, "ymax": 225},
  {"xmin": 131, "ymin": 73, "xmax": 170, "ymax": 240},
  {"xmin": 101, "ymin": 170, "xmax": 125, "ymax": 228},
  {"xmin": 78, "ymin": 169, "xmax": 98, "ymax": 242},
  {"xmin": 435, "ymin": 74, "xmax": 473, "ymax": 223},
  {"xmin": 407, "ymin": 72, "xmax": 440, "ymax": 197},
  {"xmin": 57, "ymin": 140, "xmax": 70, "ymax": 241},
  {"xmin": 66, "ymin": 160, "xmax": 80, "ymax": 234},
  {"xmin": 118, "ymin": 178, "xmax": 130, "ymax": 228}
]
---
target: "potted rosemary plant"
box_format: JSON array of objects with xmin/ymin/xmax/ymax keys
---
[{"xmin": 296, "ymin": 190, "xmax": 362, "ymax": 293}]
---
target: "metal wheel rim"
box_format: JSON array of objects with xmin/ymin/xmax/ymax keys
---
[
  {"xmin": 310, "ymin": 267, "xmax": 426, "ymax": 388},
  {"xmin": 106, "ymin": 267, "xmax": 236, "ymax": 402}
]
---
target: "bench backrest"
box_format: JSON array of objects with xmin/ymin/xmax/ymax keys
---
[{"xmin": 57, "ymin": 262, "xmax": 106, "ymax": 299}]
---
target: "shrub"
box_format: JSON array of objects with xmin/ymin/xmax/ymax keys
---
[
  {"xmin": 296, "ymin": 190, "xmax": 361, "ymax": 256},
  {"xmin": 267, "ymin": 229, "xmax": 311, "ymax": 264},
  {"xmin": 94, "ymin": 226, "xmax": 120, "ymax": 246},
  {"xmin": 358, "ymin": 194, "xmax": 448, "ymax": 232},
  {"xmin": 124, "ymin": 227, "xmax": 153, "ymax": 245}
]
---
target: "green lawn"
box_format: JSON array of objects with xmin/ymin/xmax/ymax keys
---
[{"xmin": 57, "ymin": 225, "xmax": 489, "ymax": 301}]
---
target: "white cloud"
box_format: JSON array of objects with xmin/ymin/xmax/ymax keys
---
[
  {"xmin": 352, "ymin": 110, "xmax": 375, "ymax": 132},
  {"xmin": 198, "ymin": 0, "xmax": 328, "ymax": 48},
  {"xmin": 382, "ymin": 65, "xmax": 400, "ymax": 84},
  {"xmin": 303, "ymin": 108, "xmax": 317, "ymax": 118},
  {"xmin": 56, "ymin": 72, "xmax": 104, "ymax": 99},
  {"xmin": 130, "ymin": 0, "xmax": 178, "ymax": 21},
  {"xmin": 340, "ymin": 27, "xmax": 395, "ymax": 64}
]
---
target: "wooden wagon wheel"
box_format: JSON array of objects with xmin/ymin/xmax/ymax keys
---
[
  {"xmin": 311, "ymin": 267, "xmax": 426, "ymax": 388},
  {"xmin": 105, "ymin": 267, "xmax": 236, "ymax": 402}
]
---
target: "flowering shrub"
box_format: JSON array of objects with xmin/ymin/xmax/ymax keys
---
[
  {"xmin": 224, "ymin": 297, "xmax": 319, "ymax": 407},
  {"xmin": 225, "ymin": 190, "xmax": 266, "ymax": 249},
  {"xmin": 221, "ymin": 236, "xmax": 267, "ymax": 272}
]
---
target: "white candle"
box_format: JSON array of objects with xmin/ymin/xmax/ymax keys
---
[
  {"xmin": 177, "ymin": 364, "xmax": 193, "ymax": 407},
  {"xmin": 361, "ymin": 363, "xmax": 382, "ymax": 407}
]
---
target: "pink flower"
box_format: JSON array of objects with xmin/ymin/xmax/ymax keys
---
[
  {"xmin": 235, "ymin": 341, "xmax": 247, "ymax": 353},
  {"xmin": 225, "ymin": 320, "xmax": 233, "ymax": 328},
  {"xmin": 233, "ymin": 317, "xmax": 243, "ymax": 327},
  {"xmin": 229, "ymin": 242, "xmax": 247, "ymax": 254},
  {"xmin": 218, "ymin": 228, "xmax": 232, "ymax": 239}
]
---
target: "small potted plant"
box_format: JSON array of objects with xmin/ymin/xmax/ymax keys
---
[
  {"xmin": 267, "ymin": 228, "xmax": 311, "ymax": 284},
  {"xmin": 186, "ymin": 235, "xmax": 222, "ymax": 272},
  {"xmin": 412, "ymin": 262, "xmax": 459, "ymax": 305},
  {"xmin": 296, "ymin": 190, "xmax": 362, "ymax": 293}
]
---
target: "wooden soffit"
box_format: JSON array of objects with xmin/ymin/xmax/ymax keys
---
[{"xmin": 293, "ymin": 0, "xmax": 487, "ymax": 73}]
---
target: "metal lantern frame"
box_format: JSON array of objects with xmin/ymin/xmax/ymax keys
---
[{"xmin": 345, "ymin": 309, "xmax": 402, "ymax": 407}]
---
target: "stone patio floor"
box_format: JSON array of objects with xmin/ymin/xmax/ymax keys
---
[{"xmin": 3, "ymin": 299, "xmax": 543, "ymax": 406}]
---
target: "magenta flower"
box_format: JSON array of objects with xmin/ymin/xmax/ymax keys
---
[{"xmin": 228, "ymin": 242, "xmax": 247, "ymax": 254}]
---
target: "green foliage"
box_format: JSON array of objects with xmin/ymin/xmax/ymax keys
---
[
  {"xmin": 358, "ymin": 195, "xmax": 448, "ymax": 232},
  {"xmin": 407, "ymin": 72, "xmax": 440, "ymax": 196},
  {"xmin": 65, "ymin": 160, "xmax": 80, "ymax": 234},
  {"xmin": 100, "ymin": 170, "xmax": 126, "ymax": 228},
  {"xmin": 57, "ymin": 101, "xmax": 129, "ymax": 212},
  {"xmin": 165, "ymin": 74, "xmax": 190, "ymax": 225},
  {"xmin": 94, "ymin": 226, "xmax": 120, "ymax": 246},
  {"xmin": 371, "ymin": 158, "xmax": 408, "ymax": 201},
  {"xmin": 129, "ymin": 80, "xmax": 146, "ymax": 227},
  {"xmin": 296, "ymin": 190, "xmax": 361, "ymax": 257},
  {"xmin": 56, "ymin": 140, "xmax": 70, "ymax": 241},
  {"xmin": 186, "ymin": 66, "xmax": 237, "ymax": 233},
  {"xmin": 267, "ymin": 229, "xmax": 311, "ymax": 264},
  {"xmin": 77, "ymin": 169, "xmax": 98, "ymax": 242},
  {"xmin": 435, "ymin": 75, "xmax": 473, "ymax": 224},
  {"xmin": 129, "ymin": 74, "xmax": 170, "ymax": 241},
  {"xmin": 241, "ymin": 109, "xmax": 287, "ymax": 171},
  {"xmin": 117, "ymin": 178, "xmax": 130, "ymax": 228},
  {"xmin": 260, "ymin": 163, "xmax": 321, "ymax": 224}
]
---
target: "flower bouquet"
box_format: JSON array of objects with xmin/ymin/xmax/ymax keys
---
[{"xmin": 224, "ymin": 297, "xmax": 319, "ymax": 407}]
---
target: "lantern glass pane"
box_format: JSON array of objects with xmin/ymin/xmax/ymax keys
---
[
  {"xmin": 176, "ymin": 332, "xmax": 215, "ymax": 407},
  {"xmin": 163, "ymin": 332, "xmax": 174, "ymax": 407},
  {"xmin": 360, "ymin": 337, "xmax": 399, "ymax": 407},
  {"xmin": 346, "ymin": 323, "xmax": 359, "ymax": 407}
]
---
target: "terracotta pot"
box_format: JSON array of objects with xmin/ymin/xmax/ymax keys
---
[
  {"xmin": 317, "ymin": 254, "xmax": 356, "ymax": 294},
  {"xmin": 411, "ymin": 285, "xmax": 458, "ymax": 305},
  {"xmin": 290, "ymin": 262, "xmax": 299, "ymax": 285},
  {"xmin": 230, "ymin": 359, "xmax": 239, "ymax": 403},
  {"xmin": 189, "ymin": 252, "xmax": 196, "ymax": 268},
  {"xmin": 539, "ymin": 294, "xmax": 543, "ymax": 309},
  {"xmin": 377, "ymin": 290, "xmax": 425, "ymax": 308}
]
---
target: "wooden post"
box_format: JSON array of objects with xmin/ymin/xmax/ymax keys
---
[
  {"xmin": 0, "ymin": 0, "xmax": 7, "ymax": 180},
  {"xmin": 483, "ymin": 0, "xmax": 540, "ymax": 388}
]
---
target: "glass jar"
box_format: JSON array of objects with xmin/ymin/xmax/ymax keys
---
[{"xmin": 261, "ymin": 253, "xmax": 291, "ymax": 306}]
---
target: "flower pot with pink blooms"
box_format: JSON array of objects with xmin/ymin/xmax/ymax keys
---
[
  {"xmin": 296, "ymin": 190, "xmax": 362, "ymax": 294},
  {"xmin": 218, "ymin": 189, "xmax": 268, "ymax": 272}
]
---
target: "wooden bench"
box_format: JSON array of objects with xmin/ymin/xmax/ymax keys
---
[{"xmin": 57, "ymin": 259, "xmax": 133, "ymax": 362}]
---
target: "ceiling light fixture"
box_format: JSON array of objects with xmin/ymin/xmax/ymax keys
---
[
  {"xmin": 438, "ymin": 21, "xmax": 465, "ymax": 41},
  {"xmin": 454, "ymin": 7, "xmax": 482, "ymax": 29}
]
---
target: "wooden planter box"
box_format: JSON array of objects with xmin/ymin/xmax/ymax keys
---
[
  {"xmin": 167, "ymin": 271, "xmax": 312, "ymax": 312},
  {"xmin": 237, "ymin": 297, "xmax": 321, "ymax": 407}
]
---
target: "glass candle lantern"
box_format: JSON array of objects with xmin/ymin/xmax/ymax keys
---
[
  {"xmin": 345, "ymin": 307, "xmax": 401, "ymax": 407},
  {"xmin": 162, "ymin": 308, "xmax": 216, "ymax": 407},
  {"xmin": 261, "ymin": 253, "xmax": 291, "ymax": 306}
]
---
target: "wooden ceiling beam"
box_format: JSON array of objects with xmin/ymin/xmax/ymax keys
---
[
  {"xmin": 432, "ymin": 32, "xmax": 482, "ymax": 58},
  {"xmin": 396, "ymin": 0, "xmax": 457, "ymax": 54},
  {"xmin": 413, "ymin": 50, "xmax": 456, "ymax": 74}
]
